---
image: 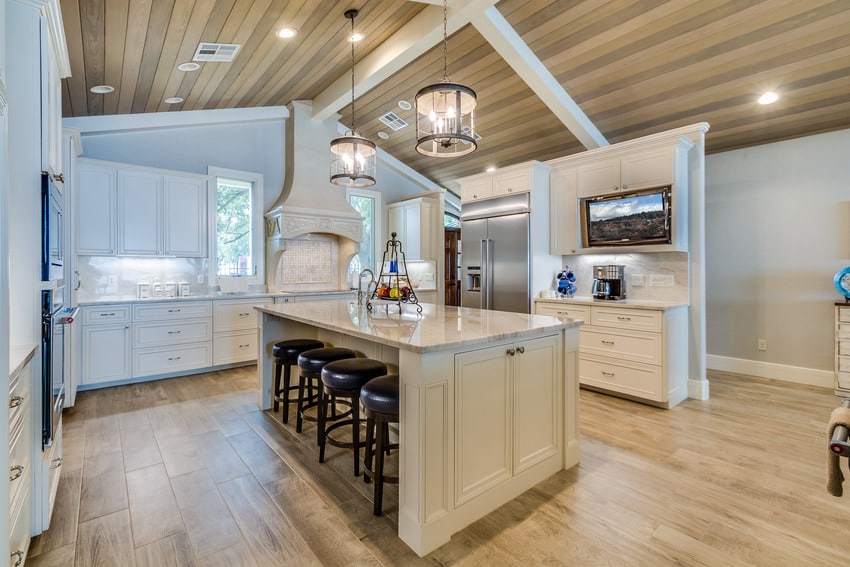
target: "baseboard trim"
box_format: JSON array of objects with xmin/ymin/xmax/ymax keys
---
[
  {"xmin": 688, "ymin": 379, "xmax": 709, "ymax": 400},
  {"xmin": 706, "ymin": 354, "xmax": 833, "ymax": 388}
]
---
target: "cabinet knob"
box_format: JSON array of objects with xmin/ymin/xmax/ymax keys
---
[
  {"xmin": 507, "ymin": 188, "xmax": 512, "ymax": 192},
  {"xmin": 11, "ymin": 550, "xmax": 23, "ymax": 567},
  {"xmin": 612, "ymin": 185, "xmax": 619, "ymax": 190},
  {"xmin": 516, "ymin": 346, "xmax": 525, "ymax": 354},
  {"xmin": 473, "ymin": 194, "xmax": 478, "ymax": 199},
  {"xmin": 506, "ymin": 347, "xmax": 516, "ymax": 356},
  {"xmin": 9, "ymin": 465, "xmax": 24, "ymax": 482},
  {"xmin": 622, "ymin": 184, "xmax": 628, "ymax": 189},
  {"xmin": 9, "ymin": 395, "xmax": 24, "ymax": 409}
]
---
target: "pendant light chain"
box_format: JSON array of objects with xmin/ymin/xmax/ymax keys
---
[
  {"xmin": 350, "ymin": 11, "xmax": 357, "ymax": 135},
  {"xmin": 442, "ymin": 0, "xmax": 449, "ymax": 82}
]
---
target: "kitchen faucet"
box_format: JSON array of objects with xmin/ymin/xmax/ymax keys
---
[{"xmin": 357, "ymin": 269, "xmax": 375, "ymax": 304}]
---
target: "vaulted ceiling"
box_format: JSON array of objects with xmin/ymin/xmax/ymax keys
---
[{"xmin": 59, "ymin": 0, "xmax": 850, "ymax": 190}]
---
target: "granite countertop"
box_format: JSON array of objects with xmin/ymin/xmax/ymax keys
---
[
  {"xmin": 77, "ymin": 289, "xmax": 354, "ymax": 306},
  {"xmin": 256, "ymin": 299, "xmax": 582, "ymax": 354},
  {"xmin": 533, "ymin": 295, "xmax": 688, "ymax": 310}
]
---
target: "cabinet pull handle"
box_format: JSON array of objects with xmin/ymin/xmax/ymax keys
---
[
  {"xmin": 50, "ymin": 457, "xmax": 63, "ymax": 470},
  {"xmin": 9, "ymin": 395, "xmax": 24, "ymax": 409},
  {"xmin": 516, "ymin": 346, "xmax": 525, "ymax": 354},
  {"xmin": 622, "ymin": 184, "xmax": 628, "ymax": 189},
  {"xmin": 506, "ymin": 347, "xmax": 516, "ymax": 356},
  {"xmin": 167, "ymin": 330, "xmax": 181, "ymax": 335},
  {"xmin": 473, "ymin": 194, "xmax": 478, "ymax": 199},
  {"xmin": 601, "ymin": 340, "xmax": 615, "ymax": 345},
  {"xmin": 616, "ymin": 316, "xmax": 632, "ymax": 321},
  {"xmin": 506, "ymin": 187, "xmax": 512, "ymax": 192},
  {"xmin": 11, "ymin": 550, "xmax": 23, "ymax": 567},
  {"xmin": 239, "ymin": 312, "xmax": 250, "ymax": 316},
  {"xmin": 612, "ymin": 185, "xmax": 619, "ymax": 190},
  {"xmin": 167, "ymin": 308, "xmax": 181, "ymax": 313},
  {"xmin": 239, "ymin": 344, "xmax": 250, "ymax": 348},
  {"xmin": 9, "ymin": 465, "xmax": 24, "ymax": 482},
  {"xmin": 601, "ymin": 371, "xmax": 615, "ymax": 377},
  {"xmin": 101, "ymin": 312, "xmax": 115, "ymax": 317},
  {"xmin": 168, "ymin": 356, "xmax": 182, "ymax": 361}
]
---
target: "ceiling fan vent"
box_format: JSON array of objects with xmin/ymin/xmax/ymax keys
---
[
  {"xmin": 378, "ymin": 111, "xmax": 408, "ymax": 131},
  {"xmin": 193, "ymin": 42, "xmax": 241, "ymax": 62}
]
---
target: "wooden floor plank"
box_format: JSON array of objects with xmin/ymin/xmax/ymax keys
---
[
  {"xmin": 170, "ymin": 469, "xmax": 243, "ymax": 558},
  {"xmin": 25, "ymin": 542, "xmax": 76, "ymax": 567},
  {"xmin": 126, "ymin": 463, "xmax": 185, "ymax": 547},
  {"xmin": 75, "ymin": 509, "xmax": 136, "ymax": 567},
  {"xmin": 78, "ymin": 451, "xmax": 127, "ymax": 523},
  {"xmin": 226, "ymin": 428, "xmax": 296, "ymax": 485},
  {"xmin": 156, "ymin": 433, "xmax": 205, "ymax": 478},
  {"xmin": 120, "ymin": 423, "xmax": 162, "ymax": 472},
  {"xmin": 134, "ymin": 532, "xmax": 194, "ymax": 567},
  {"xmin": 192, "ymin": 429, "xmax": 250, "ymax": 483}
]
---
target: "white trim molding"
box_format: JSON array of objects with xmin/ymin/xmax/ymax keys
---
[
  {"xmin": 707, "ymin": 354, "xmax": 833, "ymax": 389},
  {"xmin": 63, "ymin": 106, "xmax": 289, "ymax": 135}
]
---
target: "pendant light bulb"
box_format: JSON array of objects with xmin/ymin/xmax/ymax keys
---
[
  {"xmin": 330, "ymin": 9, "xmax": 377, "ymax": 187},
  {"xmin": 414, "ymin": 0, "xmax": 478, "ymax": 157}
]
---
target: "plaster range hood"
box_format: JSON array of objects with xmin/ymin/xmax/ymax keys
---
[{"xmin": 265, "ymin": 100, "xmax": 364, "ymax": 291}]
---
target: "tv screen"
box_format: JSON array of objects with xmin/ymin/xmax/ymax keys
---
[{"xmin": 584, "ymin": 186, "xmax": 671, "ymax": 247}]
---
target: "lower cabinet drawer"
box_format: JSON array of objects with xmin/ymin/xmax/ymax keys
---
[
  {"xmin": 838, "ymin": 324, "xmax": 850, "ymax": 340},
  {"xmin": 9, "ymin": 474, "xmax": 31, "ymax": 567},
  {"xmin": 839, "ymin": 307, "xmax": 850, "ymax": 323},
  {"xmin": 591, "ymin": 306, "xmax": 662, "ymax": 332},
  {"xmin": 134, "ymin": 318, "xmax": 212, "ymax": 348},
  {"xmin": 9, "ymin": 398, "xmax": 30, "ymax": 517},
  {"xmin": 840, "ymin": 355, "xmax": 850, "ymax": 373},
  {"xmin": 535, "ymin": 302, "xmax": 589, "ymax": 321},
  {"xmin": 579, "ymin": 354, "xmax": 663, "ymax": 402},
  {"xmin": 214, "ymin": 331, "xmax": 258, "ymax": 365},
  {"xmin": 580, "ymin": 326, "xmax": 661, "ymax": 365},
  {"xmin": 838, "ymin": 339, "xmax": 850, "ymax": 357},
  {"xmin": 838, "ymin": 370, "xmax": 850, "ymax": 390},
  {"xmin": 133, "ymin": 343, "xmax": 212, "ymax": 377}
]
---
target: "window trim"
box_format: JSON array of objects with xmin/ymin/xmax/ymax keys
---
[
  {"xmin": 346, "ymin": 187, "xmax": 382, "ymax": 272},
  {"xmin": 207, "ymin": 166, "xmax": 264, "ymax": 287}
]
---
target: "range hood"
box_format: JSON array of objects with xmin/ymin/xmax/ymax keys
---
[{"xmin": 265, "ymin": 100, "xmax": 364, "ymax": 290}]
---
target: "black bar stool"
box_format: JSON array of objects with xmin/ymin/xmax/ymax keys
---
[
  {"xmin": 318, "ymin": 358, "xmax": 388, "ymax": 476},
  {"xmin": 272, "ymin": 339, "xmax": 324, "ymax": 424},
  {"xmin": 361, "ymin": 374, "xmax": 399, "ymax": 515},
  {"xmin": 296, "ymin": 347, "xmax": 356, "ymax": 433}
]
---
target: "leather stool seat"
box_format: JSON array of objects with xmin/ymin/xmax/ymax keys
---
[
  {"xmin": 295, "ymin": 347, "xmax": 357, "ymax": 433},
  {"xmin": 318, "ymin": 358, "xmax": 388, "ymax": 476},
  {"xmin": 361, "ymin": 374, "xmax": 400, "ymax": 516},
  {"xmin": 272, "ymin": 338, "xmax": 324, "ymax": 424}
]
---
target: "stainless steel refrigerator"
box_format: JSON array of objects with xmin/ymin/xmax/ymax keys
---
[{"xmin": 461, "ymin": 193, "xmax": 531, "ymax": 313}]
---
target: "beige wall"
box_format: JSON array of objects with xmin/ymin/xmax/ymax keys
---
[{"xmin": 705, "ymin": 128, "xmax": 850, "ymax": 382}]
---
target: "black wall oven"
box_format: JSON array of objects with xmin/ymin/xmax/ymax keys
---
[{"xmin": 41, "ymin": 172, "xmax": 64, "ymax": 284}]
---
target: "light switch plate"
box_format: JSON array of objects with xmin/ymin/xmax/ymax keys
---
[
  {"xmin": 631, "ymin": 274, "xmax": 645, "ymax": 286},
  {"xmin": 649, "ymin": 274, "xmax": 675, "ymax": 287}
]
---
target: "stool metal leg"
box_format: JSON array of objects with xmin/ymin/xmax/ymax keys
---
[
  {"xmin": 318, "ymin": 388, "xmax": 328, "ymax": 462},
  {"xmin": 296, "ymin": 373, "xmax": 307, "ymax": 433},
  {"xmin": 281, "ymin": 362, "xmax": 292, "ymax": 424},
  {"xmin": 374, "ymin": 416, "xmax": 386, "ymax": 515},
  {"xmin": 352, "ymin": 401, "xmax": 361, "ymax": 477},
  {"xmin": 363, "ymin": 415, "xmax": 374, "ymax": 484},
  {"xmin": 272, "ymin": 360, "xmax": 282, "ymax": 413}
]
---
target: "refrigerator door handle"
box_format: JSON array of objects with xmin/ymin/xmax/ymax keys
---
[
  {"xmin": 480, "ymin": 239, "xmax": 488, "ymax": 309},
  {"xmin": 484, "ymin": 239, "xmax": 494, "ymax": 310}
]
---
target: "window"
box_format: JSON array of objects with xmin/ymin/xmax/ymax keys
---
[
  {"xmin": 346, "ymin": 188, "xmax": 382, "ymax": 274},
  {"xmin": 444, "ymin": 212, "xmax": 460, "ymax": 228},
  {"xmin": 208, "ymin": 167, "xmax": 264, "ymax": 284}
]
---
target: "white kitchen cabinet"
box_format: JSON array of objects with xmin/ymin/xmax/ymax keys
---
[
  {"xmin": 578, "ymin": 304, "xmax": 687, "ymax": 407},
  {"xmin": 82, "ymin": 323, "xmax": 132, "ymax": 386},
  {"xmin": 118, "ymin": 169, "xmax": 162, "ymax": 255},
  {"xmin": 836, "ymin": 304, "xmax": 850, "ymax": 393},
  {"xmin": 549, "ymin": 167, "xmax": 579, "ymax": 255},
  {"xmin": 8, "ymin": 351, "xmax": 33, "ymax": 567},
  {"xmin": 77, "ymin": 159, "xmax": 207, "ymax": 257},
  {"xmin": 213, "ymin": 298, "xmax": 263, "ymax": 365},
  {"xmin": 534, "ymin": 302, "xmax": 589, "ymax": 321},
  {"xmin": 458, "ymin": 161, "xmax": 546, "ymax": 204},
  {"xmin": 577, "ymin": 147, "xmax": 674, "ymax": 197},
  {"xmin": 388, "ymin": 198, "xmax": 432, "ymax": 261},
  {"xmin": 132, "ymin": 301, "xmax": 212, "ymax": 378},
  {"xmin": 40, "ymin": 15, "xmax": 64, "ymax": 182},
  {"xmin": 77, "ymin": 161, "xmax": 117, "ymax": 254},
  {"xmin": 414, "ymin": 290, "xmax": 437, "ymax": 304},
  {"xmin": 454, "ymin": 334, "xmax": 560, "ymax": 504}
]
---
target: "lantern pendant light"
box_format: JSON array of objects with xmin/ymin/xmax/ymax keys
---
[
  {"xmin": 330, "ymin": 9, "xmax": 377, "ymax": 187},
  {"xmin": 414, "ymin": 0, "xmax": 477, "ymax": 157}
]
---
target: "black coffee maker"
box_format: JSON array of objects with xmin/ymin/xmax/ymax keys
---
[{"xmin": 592, "ymin": 265, "xmax": 626, "ymax": 300}]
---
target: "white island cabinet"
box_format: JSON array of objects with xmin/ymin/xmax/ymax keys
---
[{"xmin": 255, "ymin": 300, "xmax": 581, "ymax": 556}]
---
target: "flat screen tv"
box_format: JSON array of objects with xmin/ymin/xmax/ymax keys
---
[{"xmin": 582, "ymin": 186, "xmax": 672, "ymax": 247}]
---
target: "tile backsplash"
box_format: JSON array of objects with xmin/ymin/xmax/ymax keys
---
[
  {"xmin": 562, "ymin": 251, "xmax": 689, "ymax": 302},
  {"xmin": 76, "ymin": 256, "xmax": 211, "ymax": 301}
]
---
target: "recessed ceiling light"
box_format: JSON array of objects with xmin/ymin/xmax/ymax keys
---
[
  {"xmin": 349, "ymin": 33, "xmax": 364, "ymax": 43},
  {"xmin": 276, "ymin": 27, "xmax": 297, "ymax": 39},
  {"xmin": 486, "ymin": 166, "xmax": 496, "ymax": 173},
  {"xmin": 177, "ymin": 62, "xmax": 200, "ymax": 72},
  {"xmin": 90, "ymin": 85, "xmax": 114, "ymax": 94},
  {"xmin": 397, "ymin": 100, "xmax": 412, "ymax": 111},
  {"xmin": 164, "ymin": 97, "xmax": 184, "ymax": 104},
  {"xmin": 377, "ymin": 131, "xmax": 389, "ymax": 140},
  {"xmin": 758, "ymin": 91, "xmax": 779, "ymax": 105}
]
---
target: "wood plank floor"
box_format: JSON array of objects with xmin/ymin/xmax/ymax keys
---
[{"xmin": 26, "ymin": 366, "xmax": 850, "ymax": 566}]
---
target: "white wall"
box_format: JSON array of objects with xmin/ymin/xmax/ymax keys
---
[{"xmin": 705, "ymin": 128, "xmax": 850, "ymax": 386}]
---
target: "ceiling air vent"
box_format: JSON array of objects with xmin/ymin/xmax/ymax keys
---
[
  {"xmin": 378, "ymin": 111, "xmax": 408, "ymax": 131},
  {"xmin": 460, "ymin": 125, "xmax": 482, "ymax": 145},
  {"xmin": 193, "ymin": 42, "xmax": 241, "ymax": 62}
]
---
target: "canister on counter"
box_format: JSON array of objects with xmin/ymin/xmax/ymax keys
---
[
  {"xmin": 137, "ymin": 282, "xmax": 151, "ymax": 299},
  {"xmin": 164, "ymin": 282, "xmax": 177, "ymax": 298},
  {"xmin": 179, "ymin": 282, "xmax": 190, "ymax": 296}
]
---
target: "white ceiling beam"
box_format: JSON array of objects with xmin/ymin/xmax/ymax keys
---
[
  {"xmin": 472, "ymin": 6, "xmax": 608, "ymax": 149},
  {"xmin": 311, "ymin": 0, "xmax": 498, "ymax": 121}
]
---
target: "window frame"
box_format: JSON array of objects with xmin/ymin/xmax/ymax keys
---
[
  {"xmin": 207, "ymin": 166, "xmax": 264, "ymax": 287},
  {"xmin": 346, "ymin": 187, "xmax": 382, "ymax": 273}
]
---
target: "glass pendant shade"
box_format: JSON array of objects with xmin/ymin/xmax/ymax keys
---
[
  {"xmin": 414, "ymin": 82, "xmax": 477, "ymax": 157},
  {"xmin": 329, "ymin": 134, "xmax": 376, "ymax": 187}
]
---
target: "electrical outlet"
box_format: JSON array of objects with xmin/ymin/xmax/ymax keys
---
[
  {"xmin": 197, "ymin": 275, "xmax": 204, "ymax": 284},
  {"xmin": 631, "ymin": 274, "xmax": 645, "ymax": 286},
  {"xmin": 758, "ymin": 339, "xmax": 767, "ymax": 351},
  {"xmin": 649, "ymin": 274, "xmax": 675, "ymax": 287}
]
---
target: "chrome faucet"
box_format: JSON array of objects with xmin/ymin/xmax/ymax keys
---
[{"xmin": 357, "ymin": 269, "xmax": 375, "ymax": 304}]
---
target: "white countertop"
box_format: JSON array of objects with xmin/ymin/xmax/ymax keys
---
[
  {"xmin": 10, "ymin": 344, "xmax": 37, "ymax": 379},
  {"xmin": 77, "ymin": 289, "xmax": 354, "ymax": 306},
  {"xmin": 534, "ymin": 295, "xmax": 687, "ymax": 310},
  {"xmin": 256, "ymin": 299, "xmax": 582, "ymax": 354}
]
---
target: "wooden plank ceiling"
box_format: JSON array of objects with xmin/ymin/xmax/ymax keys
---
[{"xmin": 60, "ymin": 0, "xmax": 850, "ymax": 189}]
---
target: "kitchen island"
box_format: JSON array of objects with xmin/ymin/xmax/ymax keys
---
[{"xmin": 255, "ymin": 299, "xmax": 582, "ymax": 556}]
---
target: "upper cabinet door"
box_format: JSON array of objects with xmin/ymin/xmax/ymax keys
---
[
  {"xmin": 118, "ymin": 170, "xmax": 161, "ymax": 255},
  {"xmin": 77, "ymin": 163, "xmax": 117, "ymax": 255},
  {"xmin": 460, "ymin": 178, "xmax": 493, "ymax": 203},
  {"xmin": 620, "ymin": 148, "xmax": 674, "ymax": 191},
  {"xmin": 163, "ymin": 175, "xmax": 207, "ymax": 256},
  {"xmin": 576, "ymin": 159, "xmax": 620, "ymax": 197}
]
